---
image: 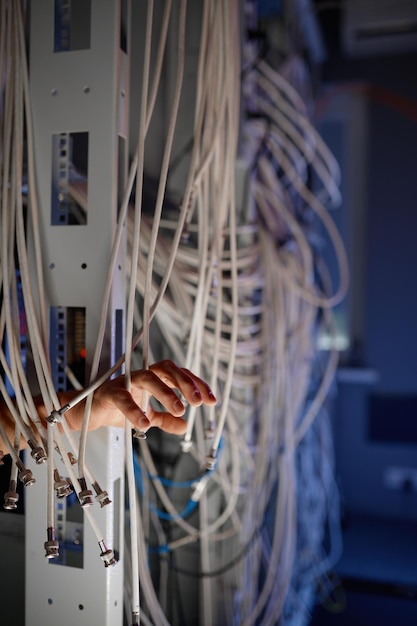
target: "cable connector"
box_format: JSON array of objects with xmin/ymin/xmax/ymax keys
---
[
  {"xmin": 92, "ymin": 482, "xmax": 111, "ymax": 508},
  {"xmin": 28, "ymin": 440, "xmax": 47, "ymax": 464},
  {"xmin": 130, "ymin": 611, "xmax": 140, "ymax": 626},
  {"xmin": 204, "ymin": 422, "xmax": 215, "ymax": 440},
  {"xmin": 44, "ymin": 527, "xmax": 59, "ymax": 559},
  {"xmin": 17, "ymin": 460, "xmax": 36, "ymax": 487},
  {"xmin": 205, "ymin": 448, "xmax": 217, "ymax": 471},
  {"xmin": 133, "ymin": 429, "xmax": 147, "ymax": 440},
  {"xmin": 46, "ymin": 403, "xmax": 70, "ymax": 424},
  {"xmin": 98, "ymin": 540, "xmax": 116, "ymax": 567},
  {"xmin": 78, "ymin": 477, "xmax": 93, "ymax": 507},
  {"xmin": 54, "ymin": 471, "xmax": 72, "ymax": 498},
  {"xmin": 68, "ymin": 452, "xmax": 77, "ymax": 465},
  {"xmin": 191, "ymin": 471, "xmax": 212, "ymax": 503},
  {"xmin": 4, "ymin": 480, "xmax": 19, "ymax": 510},
  {"xmin": 181, "ymin": 439, "xmax": 192, "ymax": 453}
]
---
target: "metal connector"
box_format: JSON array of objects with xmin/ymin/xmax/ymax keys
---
[
  {"xmin": 130, "ymin": 611, "xmax": 140, "ymax": 626},
  {"xmin": 205, "ymin": 448, "xmax": 217, "ymax": 471},
  {"xmin": 92, "ymin": 482, "xmax": 111, "ymax": 508},
  {"xmin": 4, "ymin": 480, "xmax": 19, "ymax": 510},
  {"xmin": 78, "ymin": 476, "xmax": 93, "ymax": 506},
  {"xmin": 18, "ymin": 466, "xmax": 36, "ymax": 487},
  {"xmin": 133, "ymin": 429, "xmax": 147, "ymax": 440},
  {"xmin": 204, "ymin": 423, "xmax": 215, "ymax": 440},
  {"xmin": 54, "ymin": 471, "xmax": 72, "ymax": 498},
  {"xmin": 68, "ymin": 452, "xmax": 77, "ymax": 465},
  {"xmin": 181, "ymin": 440, "xmax": 192, "ymax": 453},
  {"xmin": 44, "ymin": 527, "xmax": 59, "ymax": 559},
  {"xmin": 191, "ymin": 472, "xmax": 211, "ymax": 503},
  {"xmin": 98, "ymin": 540, "xmax": 116, "ymax": 567},
  {"xmin": 28, "ymin": 440, "xmax": 47, "ymax": 464},
  {"xmin": 46, "ymin": 403, "xmax": 70, "ymax": 424}
]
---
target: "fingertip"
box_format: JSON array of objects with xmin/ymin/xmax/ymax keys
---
[
  {"xmin": 139, "ymin": 416, "xmax": 151, "ymax": 430},
  {"xmin": 173, "ymin": 399, "xmax": 185, "ymax": 414},
  {"xmin": 191, "ymin": 390, "xmax": 203, "ymax": 405},
  {"xmin": 208, "ymin": 391, "xmax": 217, "ymax": 404}
]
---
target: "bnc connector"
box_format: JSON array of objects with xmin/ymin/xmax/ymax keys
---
[
  {"xmin": 181, "ymin": 440, "xmax": 192, "ymax": 453},
  {"xmin": 78, "ymin": 489, "xmax": 94, "ymax": 507},
  {"xmin": 98, "ymin": 541, "xmax": 116, "ymax": 567},
  {"xmin": 205, "ymin": 449, "xmax": 217, "ymax": 471},
  {"xmin": 133, "ymin": 429, "xmax": 147, "ymax": 440},
  {"xmin": 4, "ymin": 480, "xmax": 19, "ymax": 510},
  {"xmin": 44, "ymin": 527, "xmax": 59, "ymax": 559},
  {"xmin": 54, "ymin": 471, "xmax": 72, "ymax": 498},
  {"xmin": 18, "ymin": 467, "xmax": 36, "ymax": 487},
  {"xmin": 28, "ymin": 441, "xmax": 47, "ymax": 464},
  {"xmin": 92, "ymin": 482, "xmax": 111, "ymax": 508},
  {"xmin": 130, "ymin": 611, "xmax": 140, "ymax": 626},
  {"xmin": 78, "ymin": 477, "xmax": 93, "ymax": 507},
  {"xmin": 46, "ymin": 403, "xmax": 70, "ymax": 424}
]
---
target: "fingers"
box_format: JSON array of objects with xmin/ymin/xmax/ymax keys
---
[
  {"xmin": 149, "ymin": 360, "xmax": 217, "ymax": 407},
  {"xmin": 130, "ymin": 368, "xmax": 187, "ymax": 417},
  {"xmin": 109, "ymin": 388, "xmax": 151, "ymax": 431},
  {"xmin": 104, "ymin": 360, "xmax": 217, "ymax": 436},
  {"xmin": 147, "ymin": 407, "xmax": 188, "ymax": 435}
]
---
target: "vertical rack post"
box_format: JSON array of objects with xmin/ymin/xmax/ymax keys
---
[{"xmin": 25, "ymin": 1, "xmax": 130, "ymax": 624}]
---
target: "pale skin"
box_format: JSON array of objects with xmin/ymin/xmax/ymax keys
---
[{"xmin": 0, "ymin": 360, "xmax": 217, "ymax": 453}]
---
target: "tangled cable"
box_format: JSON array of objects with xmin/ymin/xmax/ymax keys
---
[{"xmin": 0, "ymin": 1, "xmax": 347, "ymax": 625}]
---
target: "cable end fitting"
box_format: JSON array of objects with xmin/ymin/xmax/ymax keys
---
[
  {"xmin": 18, "ymin": 468, "xmax": 36, "ymax": 487},
  {"xmin": 4, "ymin": 481, "xmax": 19, "ymax": 510},
  {"xmin": 78, "ymin": 489, "xmax": 94, "ymax": 507},
  {"xmin": 191, "ymin": 472, "xmax": 211, "ymax": 502},
  {"xmin": 205, "ymin": 449, "xmax": 217, "ymax": 471},
  {"xmin": 130, "ymin": 612, "xmax": 140, "ymax": 626},
  {"xmin": 44, "ymin": 528, "xmax": 59, "ymax": 559},
  {"xmin": 98, "ymin": 541, "xmax": 117, "ymax": 567},
  {"xmin": 96, "ymin": 491, "xmax": 112, "ymax": 508},
  {"xmin": 78, "ymin": 477, "xmax": 93, "ymax": 506},
  {"xmin": 181, "ymin": 439, "xmax": 192, "ymax": 453},
  {"xmin": 29, "ymin": 441, "xmax": 47, "ymax": 464},
  {"xmin": 54, "ymin": 478, "xmax": 73, "ymax": 499},
  {"xmin": 46, "ymin": 403, "xmax": 70, "ymax": 424},
  {"xmin": 133, "ymin": 429, "xmax": 147, "ymax": 440}
]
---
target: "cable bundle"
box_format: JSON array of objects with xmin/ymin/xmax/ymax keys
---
[
  {"xmin": 0, "ymin": 0, "xmax": 347, "ymax": 624},
  {"xmin": 127, "ymin": 4, "xmax": 348, "ymax": 625}
]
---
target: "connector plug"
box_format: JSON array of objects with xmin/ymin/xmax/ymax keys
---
[
  {"xmin": 44, "ymin": 527, "xmax": 59, "ymax": 559},
  {"xmin": 28, "ymin": 440, "xmax": 47, "ymax": 464},
  {"xmin": 54, "ymin": 471, "xmax": 73, "ymax": 498},
  {"xmin": 78, "ymin": 477, "xmax": 93, "ymax": 506},
  {"xmin": 92, "ymin": 482, "xmax": 111, "ymax": 507},
  {"xmin": 16, "ymin": 458, "xmax": 36, "ymax": 486},
  {"xmin": 4, "ymin": 480, "xmax": 19, "ymax": 510},
  {"xmin": 133, "ymin": 429, "xmax": 147, "ymax": 440},
  {"xmin": 98, "ymin": 540, "xmax": 116, "ymax": 567}
]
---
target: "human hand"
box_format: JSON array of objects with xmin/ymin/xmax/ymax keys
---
[{"xmin": 64, "ymin": 360, "xmax": 217, "ymax": 436}]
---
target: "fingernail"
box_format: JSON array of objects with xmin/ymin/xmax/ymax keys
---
[
  {"xmin": 209, "ymin": 391, "xmax": 217, "ymax": 402},
  {"xmin": 174, "ymin": 399, "xmax": 184, "ymax": 413},
  {"xmin": 192, "ymin": 390, "xmax": 202, "ymax": 402}
]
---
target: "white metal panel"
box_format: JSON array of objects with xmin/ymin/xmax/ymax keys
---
[{"xmin": 26, "ymin": 2, "xmax": 129, "ymax": 624}]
